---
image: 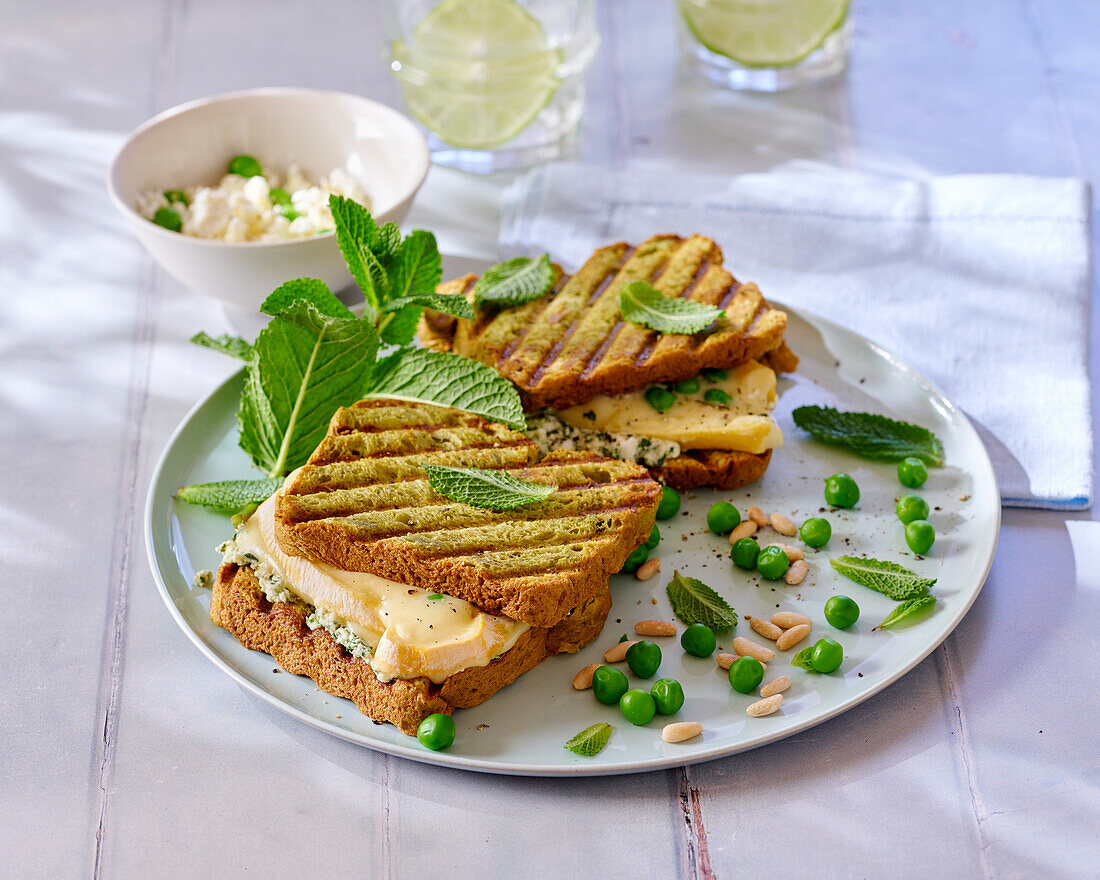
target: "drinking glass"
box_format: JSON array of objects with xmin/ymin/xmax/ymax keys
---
[
  {"xmin": 384, "ymin": 0, "xmax": 599, "ymax": 172},
  {"xmin": 676, "ymin": 0, "xmax": 850, "ymax": 91}
]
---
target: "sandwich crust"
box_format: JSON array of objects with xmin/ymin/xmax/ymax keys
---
[
  {"xmin": 210, "ymin": 563, "xmax": 612, "ymax": 735},
  {"xmin": 651, "ymin": 449, "xmax": 772, "ymax": 492}
]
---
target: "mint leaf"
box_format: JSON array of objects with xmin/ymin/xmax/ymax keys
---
[
  {"xmin": 473, "ymin": 255, "xmax": 555, "ymax": 308},
  {"xmin": 875, "ymin": 596, "xmax": 937, "ymax": 630},
  {"xmin": 378, "ymin": 293, "xmax": 474, "ymax": 346},
  {"xmin": 175, "ymin": 477, "xmax": 283, "ymax": 514},
  {"xmin": 792, "ymin": 406, "xmax": 944, "ymax": 466},
  {"xmin": 383, "ymin": 293, "xmax": 474, "ymax": 320},
  {"xmin": 263, "ymin": 278, "xmax": 354, "ymax": 319},
  {"xmin": 666, "ymin": 571, "xmax": 737, "ymax": 633},
  {"xmin": 830, "ymin": 556, "xmax": 937, "ymax": 601},
  {"xmin": 387, "ymin": 229, "xmax": 442, "ymax": 302},
  {"xmin": 422, "ymin": 464, "xmax": 555, "ymax": 510},
  {"xmin": 365, "ymin": 347, "xmax": 525, "ymax": 430},
  {"xmin": 564, "ymin": 722, "xmax": 612, "ymax": 757},
  {"xmin": 620, "ymin": 280, "xmax": 723, "ymax": 335},
  {"xmin": 329, "ymin": 194, "xmax": 397, "ymax": 312},
  {"xmin": 191, "ymin": 331, "xmax": 252, "ymax": 362},
  {"xmin": 790, "ymin": 645, "xmax": 816, "ymax": 671},
  {"xmin": 240, "ymin": 300, "xmax": 379, "ymax": 475}
]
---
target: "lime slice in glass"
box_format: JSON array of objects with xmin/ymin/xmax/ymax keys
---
[
  {"xmin": 393, "ymin": 0, "xmax": 561, "ymax": 149},
  {"xmin": 677, "ymin": 0, "xmax": 849, "ymax": 69}
]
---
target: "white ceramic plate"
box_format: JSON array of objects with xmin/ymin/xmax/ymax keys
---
[{"xmin": 146, "ymin": 298, "xmax": 999, "ymax": 776}]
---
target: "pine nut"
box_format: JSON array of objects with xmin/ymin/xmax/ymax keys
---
[
  {"xmin": 760, "ymin": 676, "xmax": 792, "ymax": 698},
  {"xmin": 747, "ymin": 506, "xmax": 768, "ymax": 527},
  {"xmin": 766, "ymin": 542, "xmax": 803, "ymax": 562},
  {"xmin": 635, "ymin": 619, "xmax": 677, "ymax": 637},
  {"xmin": 747, "ymin": 615, "xmax": 784, "ymax": 641},
  {"xmin": 776, "ymin": 623, "xmax": 811, "ymax": 651},
  {"xmin": 771, "ymin": 611, "xmax": 812, "ymax": 629},
  {"xmin": 635, "ymin": 558, "xmax": 661, "ymax": 581},
  {"xmin": 770, "ymin": 513, "xmax": 797, "ymax": 536},
  {"xmin": 572, "ymin": 663, "xmax": 599, "ymax": 690},
  {"xmin": 728, "ymin": 521, "xmax": 758, "ymax": 544},
  {"xmin": 715, "ymin": 652, "xmax": 738, "ymax": 669},
  {"xmin": 732, "ymin": 636, "xmax": 775, "ymax": 663},
  {"xmin": 785, "ymin": 560, "xmax": 808, "ymax": 586},
  {"xmin": 603, "ymin": 640, "xmax": 638, "ymax": 662},
  {"xmin": 746, "ymin": 694, "xmax": 784, "ymax": 717},
  {"xmin": 661, "ymin": 721, "xmax": 703, "ymax": 743}
]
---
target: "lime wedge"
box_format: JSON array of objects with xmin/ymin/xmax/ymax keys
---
[
  {"xmin": 393, "ymin": 0, "xmax": 561, "ymax": 150},
  {"xmin": 678, "ymin": 0, "xmax": 849, "ymax": 69}
]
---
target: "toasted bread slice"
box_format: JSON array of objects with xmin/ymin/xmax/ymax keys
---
[
  {"xmin": 651, "ymin": 449, "xmax": 772, "ymax": 492},
  {"xmin": 211, "ymin": 563, "xmax": 611, "ymax": 735},
  {"xmin": 417, "ymin": 234, "xmax": 791, "ymax": 410},
  {"xmin": 274, "ymin": 400, "xmax": 661, "ymax": 629}
]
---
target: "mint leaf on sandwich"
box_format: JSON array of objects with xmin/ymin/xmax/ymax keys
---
[
  {"xmin": 175, "ymin": 478, "xmax": 283, "ymax": 514},
  {"xmin": 875, "ymin": 596, "xmax": 937, "ymax": 630},
  {"xmin": 422, "ymin": 463, "xmax": 556, "ymax": 510},
  {"xmin": 190, "ymin": 331, "xmax": 253, "ymax": 362},
  {"xmin": 830, "ymin": 556, "xmax": 936, "ymax": 601},
  {"xmin": 620, "ymin": 280, "xmax": 724, "ymax": 335},
  {"xmin": 792, "ymin": 406, "xmax": 944, "ymax": 466},
  {"xmin": 366, "ymin": 347, "xmax": 525, "ymax": 430},
  {"xmin": 473, "ymin": 255, "xmax": 555, "ymax": 308},
  {"xmin": 666, "ymin": 571, "xmax": 737, "ymax": 633},
  {"xmin": 564, "ymin": 722, "xmax": 612, "ymax": 757}
]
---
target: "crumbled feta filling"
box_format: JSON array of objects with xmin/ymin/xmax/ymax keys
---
[
  {"xmin": 305, "ymin": 608, "xmax": 373, "ymax": 661},
  {"xmin": 525, "ymin": 410, "xmax": 680, "ymax": 467},
  {"xmin": 136, "ymin": 162, "xmax": 370, "ymax": 242}
]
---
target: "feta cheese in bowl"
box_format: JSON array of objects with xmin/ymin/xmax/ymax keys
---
[{"xmin": 108, "ymin": 88, "xmax": 429, "ymax": 312}]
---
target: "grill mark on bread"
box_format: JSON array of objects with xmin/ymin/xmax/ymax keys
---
[{"xmin": 497, "ymin": 272, "xmax": 569, "ymax": 360}]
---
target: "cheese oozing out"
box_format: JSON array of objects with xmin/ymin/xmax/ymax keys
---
[
  {"xmin": 555, "ymin": 360, "xmax": 783, "ymax": 455},
  {"xmin": 232, "ymin": 494, "xmax": 529, "ymax": 684}
]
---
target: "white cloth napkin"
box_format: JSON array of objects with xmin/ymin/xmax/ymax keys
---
[{"xmin": 499, "ymin": 163, "xmax": 1093, "ymax": 509}]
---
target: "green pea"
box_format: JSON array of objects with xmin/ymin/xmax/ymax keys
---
[
  {"xmin": 656, "ymin": 486, "xmax": 681, "ymax": 520},
  {"xmin": 674, "ymin": 377, "xmax": 701, "ymax": 394},
  {"xmin": 824, "ymin": 473, "xmax": 860, "ymax": 508},
  {"xmin": 730, "ymin": 537, "xmax": 760, "ymax": 570},
  {"xmin": 626, "ymin": 640, "xmax": 662, "ymax": 679},
  {"xmin": 897, "ymin": 457, "xmax": 928, "ymax": 489},
  {"xmin": 622, "ymin": 544, "xmax": 649, "ymax": 573},
  {"xmin": 619, "ymin": 689, "xmax": 657, "ymax": 726},
  {"xmin": 706, "ymin": 501, "xmax": 741, "ymax": 535},
  {"xmin": 799, "ymin": 516, "xmax": 831, "ymax": 548},
  {"xmin": 416, "ymin": 713, "xmax": 455, "ymax": 750},
  {"xmin": 162, "ymin": 189, "xmax": 189, "ymax": 206},
  {"xmin": 728, "ymin": 656, "xmax": 765, "ymax": 693},
  {"xmin": 228, "ymin": 154, "xmax": 263, "ymax": 177},
  {"xmin": 268, "ymin": 186, "xmax": 293, "ymax": 207},
  {"xmin": 680, "ymin": 623, "xmax": 716, "ymax": 657},
  {"xmin": 650, "ymin": 678, "xmax": 685, "ymax": 715},
  {"xmin": 896, "ymin": 494, "xmax": 930, "ymax": 525},
  {"xmin": 703, "ymin": 388, "xmax": 732, "ymax": 405},
  {"xmin": 756, "ymin": 545, "xmax": 790, "ymax": 580},
  {"xmin": 152, "ymin": 207, "xmax": 182, "ymax": 232},
  {"xmin": 275, "ymin": 204, "xmax": 302, "ymax": 222},
  {"xmin": 645, "ymin": 386, "xmax": 676, "ymax": 413},
  {"xmin": 810, "ymin": 638, "xmax": 843, "ymax": 673},
  {"xmin": 905, "ymin": 520, "xmax": 935, "ymax": 554},
  {"xmin": 701, "ymin": 368, "xmax": 728, "ymax": 382},
  {"xmin": 592, "ymin": 665, "xmax": 629, "ymax": 704},
  {"xmin": 645, "ymin": 525, "xmax": 661, "ymax": 549},
  {"xmin": 823, "ymin": 595, "xmax": 860, "ymax": 629}
]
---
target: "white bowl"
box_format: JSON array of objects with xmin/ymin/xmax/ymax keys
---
[{"xmin": 108, "ymin": 88, "xmax": 429, "ymax": 311}]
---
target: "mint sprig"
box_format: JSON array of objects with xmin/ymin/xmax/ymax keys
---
[
  {"xmin": 190, "ymin": 331, "xmax": 252, "ymax": 362},
  {"xmin": 830, "ymin": 556, "xmax": 937, "ymax": 601},
  {"xmin": 792, "ymin": 406, "xmax": 944, "ymax": 466},
  {"xmin": 666, "ymin": 571, "xmax": 737, "ymax": 633},
  {"xmin": 175, "ymin": 478, "xmax": 283, "ymax": 514},
  {"xmin": 422, "ymin": 464, "xmax": 556, "ymax": 510},
  {"xmin": 564, "ymin": 722, "xmax": 612, "ymax": 757},
  {"xmin": 619, "ymin": 280, "xmax": 723, "ymax": 335},
  {"xmin": 875, "ymin": 596, "xmax": 937, "ymax": 630},
  {"xmin": 473, "ymin": 255, "xmax": 555, "ymax": 308}
]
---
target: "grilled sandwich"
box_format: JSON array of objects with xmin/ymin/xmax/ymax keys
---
[
  {"xmin": 211, "ymin": 400, "xmax": 661, "ymax": 734},
  {"xmin": 418, "ymin": 234, "xmax": 798, "ymax": 491}
]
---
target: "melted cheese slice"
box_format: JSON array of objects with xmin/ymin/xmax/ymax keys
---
[
  {"xmin": 555, "ymin": 360, "xmax": 783, "ymax": 454},
  {"xmin": 235, "ymin": 494, "xmax": 529, "ymax": 683}
]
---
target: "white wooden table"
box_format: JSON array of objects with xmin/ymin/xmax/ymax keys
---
[{"xmin": 3, "ymin": 1, "xmax": 1098, "ymax": 877}]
